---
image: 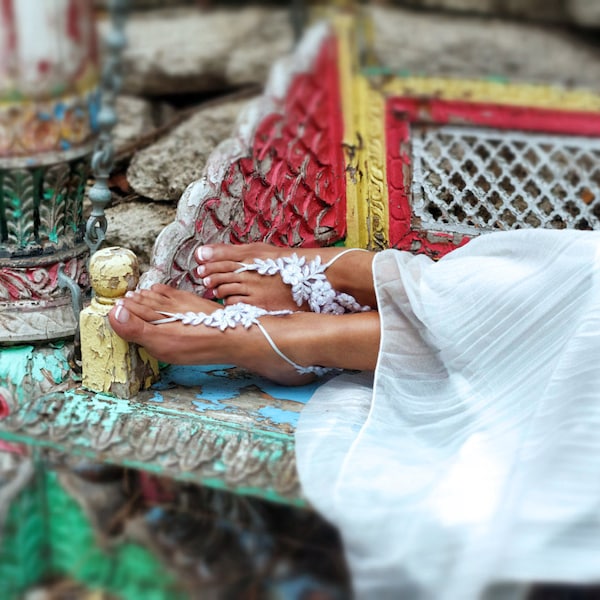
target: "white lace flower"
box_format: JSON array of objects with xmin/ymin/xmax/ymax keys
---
[{"xmin": 234, "ymin": 252, "xmax": 372, "ymax": 315}]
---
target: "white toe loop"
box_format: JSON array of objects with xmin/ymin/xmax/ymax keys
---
[{"xmin": 149, "ymin": 302, "xmax": 335, "ymax": 376}]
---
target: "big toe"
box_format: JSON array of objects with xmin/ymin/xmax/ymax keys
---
[{"xmin": 108, "ymin": 303, "xmax": 150, "ymax": 345}]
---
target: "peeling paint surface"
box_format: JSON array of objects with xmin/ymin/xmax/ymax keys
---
[
  {"xmin": 0, "ymin": 344, "xmax": 73, "ymax": 403},
  {"xmin": 0, "ymin": 363, "xmax": 327, "ymax": 504},
  {"xmin": 257, "ymin": 406, "xmax": 301, "ymax": 428},
  {"xmin": 0, "ymin": 347, "xmax": 35, "ymax": 390}
]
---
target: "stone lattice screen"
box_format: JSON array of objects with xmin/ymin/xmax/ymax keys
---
[
  {"xmin": 385, "ymin": 96, "xmax": 600, "ymax": 257},
  {"xmin": 411, "ymin": 126, "xmax": 600, "ymax": 235}
]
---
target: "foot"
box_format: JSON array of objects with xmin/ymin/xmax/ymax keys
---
[
  {"xmin": 108, "ymin": 284, "xmax": 318, "ymax": 386},
  {"xmin": 194, "ymin": 242, "xmax": 377, "ymax": 312}
]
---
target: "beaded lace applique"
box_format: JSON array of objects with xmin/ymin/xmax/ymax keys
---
[
  {"xmin": 151, "ymin": 302, "xmax": 332, "ymax": 376},
  {"xmin": 235, "ymin": 250, "xmax": 371, "ymax": 314}
]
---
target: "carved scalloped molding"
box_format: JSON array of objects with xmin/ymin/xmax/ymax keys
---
[
  {"xmin": 0, "ymin": 251, "xmax": 88, "ymax": 343},
  {"xmin": 140, "ymin": 23, "xmax": 330, "ymax": 291}
]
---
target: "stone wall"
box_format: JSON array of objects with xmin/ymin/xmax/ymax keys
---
[
  {"xmin": 395, "ymin": 0, "xmax": 600, "ymax": 27},
  {"xmin": 97, "ymin": 0, "xmax": 600, "ymax": 27}
]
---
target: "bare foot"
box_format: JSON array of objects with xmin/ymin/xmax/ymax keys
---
[
  {"xmin": 108, "ymin": 284, "xmax": 318, "ymax": 386},
  {"xmin": 194, "ymin": 242, "xmax": 377, "ymax": 312}
]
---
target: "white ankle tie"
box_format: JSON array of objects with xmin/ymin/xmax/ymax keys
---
[
  {"xmin": 234, "ymin": 248, "xmax": 371, "ymax": 315},
  {"xmin": 151, "ymin": 302, "xmax": 333, "ymax": 376}
]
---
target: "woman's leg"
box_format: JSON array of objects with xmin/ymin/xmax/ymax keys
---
[
  {"xmin": 108, "ymin": 285, "xmax": 380, "ymax": 386},
  {"xmin": 195, "ymin": 243, "xmax": 377, "ymax": 311}
]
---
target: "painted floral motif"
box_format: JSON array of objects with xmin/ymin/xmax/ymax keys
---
[
  {"xmin": 0, "ymin": 256, "xmax": 88, "ymax": 302},
  {"xmin": 0, "ymin": 160, "xmax": 87, "ymax": 249},
  {"xmin": 0, "ymin": 92, "xmax": 99, "ymax": 159}
]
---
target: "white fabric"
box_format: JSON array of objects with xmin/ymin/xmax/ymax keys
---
[{"xmin": 295, "ymin": 229, "xmax": 600, "ymax": 600}]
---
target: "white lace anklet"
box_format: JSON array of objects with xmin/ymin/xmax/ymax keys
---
[
  {"xmin": 234, "ymin": 248, "xmax": 371, "ymax": 315},
  {"xmin": 151, "ymin": 302, "xmax": 332, "ymax": 376}
]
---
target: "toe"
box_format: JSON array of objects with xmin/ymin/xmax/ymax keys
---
[
  {"xmin": 195, "ymin": 245, "xmax": 216, "ymax": 262},
  {"xmin": 195, "ymin": 242, "xmax": 273, "ymax": 265},
  {"xmin": 203, "ymin": 271, "xmax": 243, "ymax": 289},
  {"xmin": 149, "ymin": 283, "xmax": 178, "ymax": 297},
  {"xmin": 134, "ymin": 289, "xmax": 172, "ymax": 309},
  {"xmin": 214, "ymin": 282, "xmax": 248, "ymax": 300},
  {"xmin": 197, "ymin": 260, "xmax": 245, "ymax": 278},
  {"xmin": 108, "ymin": 302, "xmax": 154, "ymax": 345}
]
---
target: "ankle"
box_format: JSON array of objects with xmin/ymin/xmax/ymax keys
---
[
  {"xmin": 259, "ymin": 313, "xmax": 322, "ymax": 369},
  {"xmin": 328, "ymin": 250, "xmax": 376, "ymax": 308},
  {"xmin": 283, "ymin": 311, "xmax": 380, "ymax": 371}
]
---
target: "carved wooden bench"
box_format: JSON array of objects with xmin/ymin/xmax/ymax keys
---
[{"xmin": 2, "ymin": 12, "xmax": 600, "ymax": 599}]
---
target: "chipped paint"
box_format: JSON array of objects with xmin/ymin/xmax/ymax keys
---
[
  {"xmin": 0, "ymin": 344, "xmax": 72, "ymax": 402},
  {"xmin": 0, "ymin": 346, "xmax": 34, "ymax": 389},
  {"xmin": 149, "ymin": 391, "xmax": 163, "ymax": 403},
  {"xmin": 257, "ymin": 406, "xmax": 300, "ymax": 428},
  {"xmin": 31, "ymin": 346, "xmax": 71, "ymax": 385},
  {"xmin": 153, "ymin": 364, "xmax": 235, "ymax": 389},
  {"xmin": 192, "ymin": 398, "xmax": 234, "ymax": 413},
  {"xmin": 259, "ymin": 379, "xmax": 322, "ymax": 405},
  {"xmin": 0, "ymin": 359, "xmax": 323, "ymax": 506},
  {"xmin": 80, "ymin": 248, "xmax": 159, "ymax": 398}
]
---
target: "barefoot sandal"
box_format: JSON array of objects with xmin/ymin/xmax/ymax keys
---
[
  {"xmin": 234, "ymin": 248, "xmax": 371, "ymax": 314},
  {"xmin": 151, "ymin": 303, "xmax": 333, "ymax": 376}
]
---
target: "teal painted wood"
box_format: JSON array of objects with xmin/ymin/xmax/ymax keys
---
[
  {"xmin": 0, "ymin": 463, "xmax": 187, "ymax": 599},
  {"xmin": 45, "ymin": 470, "xmax": 186, "ymax": 599},
  {"xmin": 0, "ymin": 364, "xmax": 324, "ymax": 506},
  {"xmin": 0, "ymin": 458, "xmax": 48, "ymax": 600},
  {"xmin": 0, "ymin": 343, "xmax": 75, "ymax": 403}
]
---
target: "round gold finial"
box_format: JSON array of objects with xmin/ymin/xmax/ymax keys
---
[{"xmin": 89, "ymin": 247, "xmax": 139, "ymax": 300}]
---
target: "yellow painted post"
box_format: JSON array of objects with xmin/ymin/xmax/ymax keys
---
[{"xmin": 80, "ymin": 247, "xmax": 159, "ymax": 398}]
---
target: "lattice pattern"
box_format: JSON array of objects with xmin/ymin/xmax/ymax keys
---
[{"xmin": 411, "ymin": 126, "xmax": 600, "ymax": 235}]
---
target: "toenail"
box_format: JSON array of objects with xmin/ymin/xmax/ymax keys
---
[
  {"xmin": 196, "ymin": 265, "xmax": 206, "ymax": 276},
  {"xmin": 114, "ymin": 304, "xmax": 129, "ymax": 323},
  {"xmin": 212, "ymin": 288, "xmax": 219, "ymax": 298},
  {"xmin": 203, "ymin": 276, "xmax": 211, "ymax": 287},
  {"xmin": 125, "ymin": 291, "xmax": 136, "ymax": 298},
  {"xmin": 196, "ymin": 246, "xmax": 214, "ymax": 261}
]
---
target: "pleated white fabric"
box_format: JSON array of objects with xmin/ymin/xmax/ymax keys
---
[{"xmin": 295, "ymin": 229, "xmax": 600, "ymax": 600}]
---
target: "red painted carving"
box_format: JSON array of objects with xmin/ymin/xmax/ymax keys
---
[
  {"xmin": 0, "ymin": 256, "xmax": 88, "ymax": 301},
  {"xmin": 194, "ymin": 36, "xmax": 346, "ymax": 250},
  {"xmin": 389, "ymin": 97, "xmax": 600, "ymax": 137},
  {"xmin": 0, "ymin": 440, "xmax": 25, "ymax": 455},
  {"xmin": 0, "ymin": 393, "xmax": 9, "ymax": 419},
  {"xmin": 386, "ymin": 99, "xmax": 468, "ymax": 259}
]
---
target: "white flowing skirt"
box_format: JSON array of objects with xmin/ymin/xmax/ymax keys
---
[{"xmin": 295, "ymin": 229, "xmax": 600, "ymax": 600}]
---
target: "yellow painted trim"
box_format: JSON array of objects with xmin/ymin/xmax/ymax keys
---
[
  {"xmin": 335, "ymin": 16, "xmax": 390, "ymax": 250},
  {"xmin": 357, "ymin": 77, "xmax": 389, "ymax": 250},
  {"xmin": 335, "ymin": 16, "xmax": 361, "ymax": 248},
  {"xmin": 382, "ymin": 76, "xmax": 600, "ymax": 112}
]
